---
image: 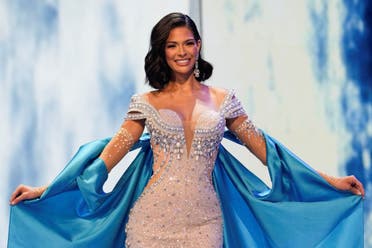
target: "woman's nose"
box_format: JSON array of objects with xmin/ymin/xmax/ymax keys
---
[{"xmin": 177, "ymin": 46, "xmax": 186, "ymax": 56}]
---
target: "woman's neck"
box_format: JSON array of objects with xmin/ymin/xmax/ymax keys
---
[{"xmin": 164, "ymin": 77, "xmax": 202, "ymax": 95}]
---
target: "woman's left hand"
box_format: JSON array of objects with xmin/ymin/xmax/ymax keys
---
[{"xmin": 330, "ymin": 175, "xmax": 365, "ymax": 197}]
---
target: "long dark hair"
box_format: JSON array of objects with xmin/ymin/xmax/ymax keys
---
[{"xmin": 145, "ymin": 12, "xmax": 213, "ymax": 89}]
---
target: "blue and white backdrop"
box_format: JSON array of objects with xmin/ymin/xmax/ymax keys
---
[{"xmin": 1, "ymin": 0, "xmax": 371, "ymax": 247}]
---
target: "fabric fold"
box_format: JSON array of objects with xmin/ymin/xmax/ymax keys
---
[
  {"xmin": 214, "ymin": 131, "xmax": 364, "ymax": 248},
  {"xmin": 8, "ymin": 132, "xmax": 363, "ymax": 248},
  {"xmin": 8, "ymin": 137, "xmax": 153, "ymax": 248}
]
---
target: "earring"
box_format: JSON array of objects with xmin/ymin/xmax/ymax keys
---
[{"xmin": 194, "ymin": 60, "xmax": 200, "ymax": 78}]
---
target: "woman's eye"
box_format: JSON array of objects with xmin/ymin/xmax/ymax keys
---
[
  {"xmin": 186, "ymin": 41, "xmax": 195, "ymax": 46},
  {"xmin": 166, "ymin": 44, "xmax": 176, "ymax": 48}
]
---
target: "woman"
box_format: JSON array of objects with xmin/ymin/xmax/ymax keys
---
[{"xmin": 9, "ymin": 13, "xmax": 364, "ymax": 247}]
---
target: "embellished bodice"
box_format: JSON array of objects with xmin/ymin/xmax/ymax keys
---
[
  {"xmin": 129, "ymin": 98, "xmax": 224, "ymax": 158},
  {"xmin": 124, "ymin": 89, "xmax": 249, "ymax": 247},
  {"xmin": 125, "ymin": 90, "xmax": 245, "ymax": 180}
]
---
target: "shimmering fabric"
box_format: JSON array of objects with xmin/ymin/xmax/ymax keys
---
[
  {"xmin": 233, "ymin": 118, "xmax": 267, "ymax": 164},
  {"xmin": 100, "ymin": 126, "xmax": 135, "ymax": 168},
  {"xmin": 8, "ymin": 90, "xmax": 364, "ymax": 247},
  {"xmin": 8, "ymin": 132, "xmax": 363, "ymax": 247},
  {"xmin": 217, "ymin": 132, "xmax": 364, "ymax": 247},
  {"xmin": 7, "ymin": 135, "xmax": 155, "ymax": 248},
  {"xmin": 124, "ymin": 91, "xmax": 240, "ymax": 247}
]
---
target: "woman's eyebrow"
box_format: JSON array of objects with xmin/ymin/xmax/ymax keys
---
[{"xmin": 166, "ymin": 38, "xmax": 195, "ymax": 44}]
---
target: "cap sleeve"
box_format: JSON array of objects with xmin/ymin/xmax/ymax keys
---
[
  {"xmin": 220, "ymin": 90, "xmax": 247, "ymax": 119},
  {"xmin": 125, "ymin": 94, "xmax": 148, "ymax": 120}
]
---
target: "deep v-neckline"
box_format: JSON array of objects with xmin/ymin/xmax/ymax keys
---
[
  {"xmin": 144, "ymin": 99, "xmax": 203, "ymax": 157},
  {"xmin": 162, "ymin": 108, "xmax": 196, "ymax": 157},
  {"xmin": 140, "ymin": 90, "xmax": 232, "ymax": 157}
]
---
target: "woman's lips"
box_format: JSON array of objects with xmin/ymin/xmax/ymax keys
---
[{"xmin": 175, "ymin": 58, "xmax": 191, "ymax": 66}]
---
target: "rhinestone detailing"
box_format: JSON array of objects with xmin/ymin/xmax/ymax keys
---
[
  {"xmin": 194, "ymin": 60, "xmax": 200, "ymax": 78},
  {"xmin": 235, "ymin": 118, "xmax": 259, "ymax": 136},
  {"xmin": 220, "ymin": 91, "xmax": 246, "ymax": 119},
  {"xmin": 233, "ymin": 119, "xmax": 263, "ymax": 145},
  {"xmin": 232, "ymin": 118, "xmax": 267, "ymax": 164},
  {"xmin": 124, "ymin": 90, "xmax": 245, "ymax": 247},
  {"xmin": 124, "ymin": 94, "xmax": 230, "ymax": 162},
  {"xmin": 191, "ymin": 112, "xmax": 225, "ymax": 161},
  {"xmin": 99, "ymin": 127, "xmax": 134, "ymax": 168}
]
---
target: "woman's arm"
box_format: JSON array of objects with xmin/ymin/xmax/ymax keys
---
[
  {"xmin": 99, "ymin": 119, "xmax": 145, "ymax": 172},
  {"xmin": 226, "ymin": 115, "xmax": 267, "ymax": 165},
  {"xmin": 10, "ymin": 118, "xmax": 145, "ymax": 205},
  {"xmin": 317, "ymin": 170, "xmax": 365, "ymax": 197},
  {"xmin": 227, "ymin": 115, "xmax": 365, "ymax": 197},
  {"xmin": 10, "ymin": 185, "xmax": 48, "ymax": 205}
]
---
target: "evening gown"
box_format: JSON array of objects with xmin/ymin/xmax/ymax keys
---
[
  {"xmin": 8, "ymin": 89, "xmax": 364, "ymax": 248},
  {"xmin": 124, "ymin": 89, "xmax": 249, "ymax": 247}
]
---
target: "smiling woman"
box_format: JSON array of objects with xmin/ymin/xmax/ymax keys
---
[
  {"xmin": 144, "ymin": 12, "xmax": 213, "ymax": 89},
  {"xmin": 164, "ymin": 27, "xmax": 200, "ymax": 79},
  {"xmin": 8, "ymin": 12, "xmax": 364, "ymax": 248}
]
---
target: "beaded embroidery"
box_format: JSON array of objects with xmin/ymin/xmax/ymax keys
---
[
  {"xmin": 220, "ymin": 93, "xmax": 246, "ymax": 119},
  {"xmin": 124, "ymin": 90, "xmax": 249, "ymax": 247},
  {"xmin": 233, "ymin": 119, "xmax": 263, "ymax": 143},
  {"xmin": 100, "ymin": 127, "xmax": 134, "ymax": 166},
  {"xmin": 232, "ymin": 118, "xmax": 266, "ymax": 165}
]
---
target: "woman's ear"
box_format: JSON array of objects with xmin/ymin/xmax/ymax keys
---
[{"xmin": 196, "ymin": 39, "xmax": 201, "ymax": 54}]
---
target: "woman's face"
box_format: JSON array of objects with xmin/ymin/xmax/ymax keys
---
[{"xmin": 165, "ymin": 26, "xmax": 201, "ymax": 79}]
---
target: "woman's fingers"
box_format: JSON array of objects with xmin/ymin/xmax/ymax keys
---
[
  {"xmin": 339, "ymin": 175, "xmax": 365, "ymax": 197},
  {"xmin": 9, "ymin": 185, "xmax": 39, "ymax": 205},
  {"xmin": 9, "ymin": 184, "xmax": 26, "ymax": 204},
  {"xmin": 348, "ymin": 176, "xmax": 365, "ymax": 197},
  {"xmin": 10, "ymin": 192, "xmax": 28, "ymax": 205}
]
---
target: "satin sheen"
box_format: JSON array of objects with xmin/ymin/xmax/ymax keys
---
[{"xmin": 7, "ymin": 132, "xmax": 364, "ymax": 247}]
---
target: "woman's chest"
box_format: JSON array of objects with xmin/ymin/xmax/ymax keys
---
[{"xmin": 146, "ymin": 108, "xmax": 226, "ymax": 160}]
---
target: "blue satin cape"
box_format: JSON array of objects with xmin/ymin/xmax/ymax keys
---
[{"xmin": 8, "ymin": 132, "xmax": 364, "ymax": 247}]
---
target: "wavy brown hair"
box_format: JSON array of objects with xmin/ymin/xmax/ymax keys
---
[{"xmin": 145, "ymin": 12, "xmax": 213, "ymax": 89}]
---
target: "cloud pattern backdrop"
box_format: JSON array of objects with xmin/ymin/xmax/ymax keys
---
[
  {"xmin": 0, "ymin": 0, "xmax": 189, "ymax": 246},
  {"xmin": 202, "ymin": 0, "xmax": 371, "ymax": 244},
  {"xmin": 0, "ymin": 0, "xmax": 370, "ymax": 247}
]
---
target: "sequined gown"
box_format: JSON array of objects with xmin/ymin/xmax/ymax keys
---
[
  {"xmin": 7, "ymin": 88, "xmax": 364, "ymax": 248},
  {"xmin": 122, "ymin": 89, "xmax": 262, "ymax": 248}
]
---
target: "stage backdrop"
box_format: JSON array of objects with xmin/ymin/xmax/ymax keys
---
[{"xmin": 1, "ymin": 0, "xmax": 370, "ymax": 247}]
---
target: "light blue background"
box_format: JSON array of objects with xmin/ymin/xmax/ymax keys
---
[{"xmin": 1, "ymin": 0, "xmax": 370, "ymax": 247}]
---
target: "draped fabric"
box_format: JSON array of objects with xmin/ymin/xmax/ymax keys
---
[
  {"xmin": 215, "ymin": 132, "xmax": 364, "ymax": 247},
  {"xmin": 7, "ymin": 132, "xmax": 364, "ymax": 248}
]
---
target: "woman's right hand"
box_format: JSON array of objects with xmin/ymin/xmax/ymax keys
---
[{"xmin": 9, "ymin": 184, "xmax": 47, "ymax": 205}]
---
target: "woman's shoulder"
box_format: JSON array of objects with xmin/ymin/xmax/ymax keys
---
[
  {"xmin": 208, "ymin": 86, "xmax": 235, "ymax": 104},
  {"xmin": 126, "ymin": 91, "xmax": 156, "ymax": 115},
  {"xmin": 129, "ymin": 90, "xmax": 158, "ymax": 101},
  {"xmin": 208, "ymin": 86, "xmax": 245, "ymax": 117},
  {"xmin": 208, "ymin": 85, "xmax": 234, "ymax": 95}
]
